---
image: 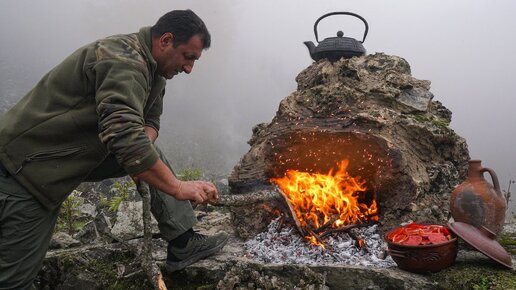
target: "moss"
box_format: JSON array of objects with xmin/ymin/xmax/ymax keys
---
[
  {"xmin": 165, "ymin": 265, "xmax": 222, "ymax": 289},
  {"xmin": 86, "ymin": 256, "xmax": 152, "ymax": 289},
  {"xmin": 430, "ymin": 262, "xmax": 516, "ymax": 290},
  {"xmin": 499, "ymin": 232, "xmax": 516, "ymax": 255},
  {"xmin": 55, "ymin": 250, "xmax": 154, "ymax": 289},
  {"xmin": 412, "ymin": 113, "xmax": 429, "ymax": 123},
  {"xmin": 60, "ymin": 255, "xmax": 79, "ymax": 272},
  {"xmin": 309, "ymin": 85, "xmax": 324, "ymax": 96},
  {"xmin": 411, "ymin": 113, "xmax": 449, "ymax": 129},
  {"xmin": 431, "ymin": 117, "xmax": 450, "ymax": 128}
]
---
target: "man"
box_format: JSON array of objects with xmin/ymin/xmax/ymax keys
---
[{"xmin": 0, "ymin": 9, "xmax": 228, "ymax": 289}]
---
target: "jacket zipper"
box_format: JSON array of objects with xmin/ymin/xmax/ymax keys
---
[{"xmin": 15, "ymin": 146, "xmax": 87, "ymax": 175}]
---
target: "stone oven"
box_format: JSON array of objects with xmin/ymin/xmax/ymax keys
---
[{"xmin": 227, "ymin": 53, "xmax": 470, "ymax": 241}]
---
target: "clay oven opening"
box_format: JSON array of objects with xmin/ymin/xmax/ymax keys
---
[
  {"xmin": 270, "ymin": 132, "xmax": 395, "ymax": 206},
  {"xmin": 227, "ymin": 54, "xmax": 469, "ymax": 253},
  {"xmin": 267, "ymin": 132, "xmax": 392, "ymax": 235},
  {"xmin": 266, "ymin": 131, "xmax": 397, "ymax": 245}
]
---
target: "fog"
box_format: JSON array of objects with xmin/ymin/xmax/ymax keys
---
[{"xmin": 1, "ymin": 0, "xmax": 515, "ymax": 215}]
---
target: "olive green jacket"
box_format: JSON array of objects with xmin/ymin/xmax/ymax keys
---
[{"xmin": 0, "ymin": 27, "xmax": 166, "ymax": 210}]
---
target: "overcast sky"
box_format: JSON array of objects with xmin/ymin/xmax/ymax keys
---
[{"xmin": 1, "ymin": 0, "xmax": 515, "ymax": 214}]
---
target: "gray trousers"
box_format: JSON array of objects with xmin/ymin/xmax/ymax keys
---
[{"xmin": 0, "ymin": 146, "xmax": 197, "ymax": 289}]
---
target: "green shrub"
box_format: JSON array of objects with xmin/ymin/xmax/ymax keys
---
[
  {"xmin": 56, "ymin": 190, "xmax": 83, "ymax": 235},
  {"xmin": 101, "ymin": 180, "xmax": 136, "ymax": 213},
  {"xmin": 177, "ymin": 168, "xmax": 203, "ymax": 181}
]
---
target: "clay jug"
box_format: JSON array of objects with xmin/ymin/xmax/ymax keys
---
[{"xmin": 450, "ymin": 160, "xmax": 507, "ymax": 235}]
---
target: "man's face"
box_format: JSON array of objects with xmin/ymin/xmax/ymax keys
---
[{"xmin": 157, "ymin": 34, "xmax": 203, "ymax": 79}]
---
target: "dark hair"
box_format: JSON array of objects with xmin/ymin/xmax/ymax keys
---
[{"xmin": 151, "ymin": 9, "xmax": 211, "ymax": 49}]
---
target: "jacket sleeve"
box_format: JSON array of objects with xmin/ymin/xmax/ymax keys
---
[
  {"xmin": 93, "ymin": 59, "xmax": 159, "ymax": 175},
  {"xmin": 144, "ymin": 87, "xmax": 164, "ymax": 133}
]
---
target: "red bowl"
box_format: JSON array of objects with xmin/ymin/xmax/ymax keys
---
[{"xmin": 385, "ymin": 225, "xmax": 458, "ymax": 273}]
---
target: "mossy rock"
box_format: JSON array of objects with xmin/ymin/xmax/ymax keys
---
[
  {"xmin": 38, "ymin": 246, "xmax": 153, "ymax": 289},
  {"xmin": 430, "ymin": 250, "xmax": 516, "ymax": 290}
]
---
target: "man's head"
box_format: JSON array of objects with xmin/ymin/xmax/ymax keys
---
[{"xmin": 151, "ymin": 10, "xmax": 211, "ymax": 79}]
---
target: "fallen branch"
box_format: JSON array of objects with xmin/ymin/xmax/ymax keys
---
[
  {"xmin": 122, "ymin": 269, "xmax": 143, "ymax": 279},
  {"xmin": 137, "ymin": 182, "xmax": 168, "ymax": 290},
  {"xmin": 97, "ymin": 184, "xmax": 167, "ymax": 289}
]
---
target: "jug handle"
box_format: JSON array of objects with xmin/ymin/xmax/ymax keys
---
[
  {"xmin": 481, "ymin": 167, "xmax": 504, "ymax": 199},
  {"xmin": 313, "ymin": 11, "xmax": 369, "ymax": 43}
]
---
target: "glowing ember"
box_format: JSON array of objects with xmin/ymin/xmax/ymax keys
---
[{"xmin": 271, "ymin": 160, "xmax": 378, "ymax": 244}]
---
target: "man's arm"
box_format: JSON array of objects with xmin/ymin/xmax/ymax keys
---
[
  {"xmin": 92, "ymin": 58, "xmax": 216, "ymax": 204},
  {"xmin": 133, "ymin": 126, "xmax": 219, "ymax": 204},
  {"xmin": 144, "ymin": 126, "xmax": 159, "ymax": 143}
]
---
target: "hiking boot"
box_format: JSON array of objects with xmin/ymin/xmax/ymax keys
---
[{"xmin": 166, "ymin": 230, "xmax": 229, "ymax": 272}]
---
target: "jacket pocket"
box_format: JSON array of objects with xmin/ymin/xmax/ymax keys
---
[{"xmin": 15, "ymin": 146, "xmax": 87, "ymax": 174}]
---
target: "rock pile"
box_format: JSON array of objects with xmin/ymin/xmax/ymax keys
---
[{"xmin": 229, "ymin": 53, "xmax": 470, "ymax": 234}]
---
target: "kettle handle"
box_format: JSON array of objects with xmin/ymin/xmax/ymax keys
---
[
  {"xmin": 313, "ymin": 11, "xmax": 369, "ymax": 43},
  {"xmin": 481, "ymin": 167, "xmax": 503, "ymax": 199}
]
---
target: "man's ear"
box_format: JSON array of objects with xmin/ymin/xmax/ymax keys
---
[{"xmin": 159, "ymin": 32, "xmax": 174, "ymax": 48}]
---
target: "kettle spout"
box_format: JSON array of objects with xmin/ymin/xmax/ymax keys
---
[{"xmin": 303, "ymin": 41, "xmax": 316, "ymax": 61}]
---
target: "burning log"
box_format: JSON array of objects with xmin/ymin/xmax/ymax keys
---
[
  {"xmin": 305, "ymin": 227, "xmax": 327, "ymax": 248},
  {"xmin": 277, "ymin": 188, "xmax": 306, "ymax": 236},
  {"xmin": 314, "ymin": 214, "xmax": 340, "ymax": 234},
  {"xmin": 319, "ymin": 221, "xmax": 375, "ymax": 238}
]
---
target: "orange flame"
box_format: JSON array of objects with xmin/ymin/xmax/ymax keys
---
[{"xmin": 271, "ymin": 160, "xmax": 378, "ymax": 243}]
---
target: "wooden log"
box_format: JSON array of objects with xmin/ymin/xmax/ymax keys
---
[
  {"xmin": 276, "ymin": 188, "xmax": 306, "ymax": 237},
  {"xmin": 275, "ymin": 214, "xmax": 287, "ymax": 232},
  {"xmin": 212, "ymin": 189, "xmax": 281, "ymax": 207},
  {"xmin": 320, "ymin": 221, "xmax": 376, "ymax": 238},
  {"xmin": 314, "ymin": 214, "xmax": 340, "ymax": 234},
  {"xmin": 306, "ymin": 227, "xmax": 331, "ymax": 250},
  {"xmin": 137, "ymin": 182, "xmax": 168, "ymax": 290}
]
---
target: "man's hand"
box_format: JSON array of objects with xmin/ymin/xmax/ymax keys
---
[
  {"xmin": 176, "ymin": 180, "xmax": 219, "ymax": 204},
  {"xmin": 133, "ymin": 158, "xmax": 220, "ymax": 204}
]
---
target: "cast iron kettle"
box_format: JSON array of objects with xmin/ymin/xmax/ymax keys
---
[{"xmin": 304, "ymin": 11, "xmax": 369, "ymax": 62}]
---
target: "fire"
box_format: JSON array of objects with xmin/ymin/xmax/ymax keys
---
[{"xmin": 270, "ymin": 160, "xmax": 378, "ymax": 243}]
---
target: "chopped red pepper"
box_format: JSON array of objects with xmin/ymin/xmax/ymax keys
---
[
  {"xmin": 426, "ymin": 233, "xmax": 448, "ymax": 244},
  {"xmin": 404, "ymin": 235, "xmax": 423, "ymax": 246},
  {"xmin": 387, "ymin": 223, "xmax": 451, "ymax": 246}
]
